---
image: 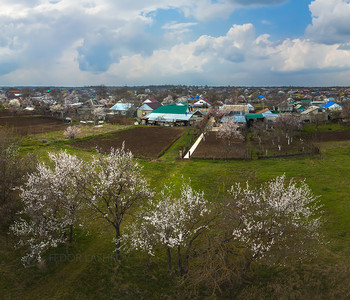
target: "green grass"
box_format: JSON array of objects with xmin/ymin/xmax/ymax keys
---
[
  {"xmin": 302, "ymin": 122, "xmax": 350, "ymax": 133},
  {"xmin": 1, "ymin": 125, "xmax": 350, "ymax": 299}
]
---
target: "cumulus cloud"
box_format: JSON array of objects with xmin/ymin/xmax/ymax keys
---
[
  {"xmin": 2, "ymin": 0, "xmax": 350, "ymax": 86},
  {"xmin": 104, "ymin": 23, "xmax": 350, "ymax": 86},
  {"xmin": 306, "ymin": 0, "xmax": 350, "ymax": 44}
]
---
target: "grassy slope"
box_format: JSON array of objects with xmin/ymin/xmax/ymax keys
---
[{"xmin": 1, "ymin": 124, "xmax": 350, "ymax": 299}]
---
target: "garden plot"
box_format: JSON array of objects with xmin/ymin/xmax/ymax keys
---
[
  {"xmin": 70, "ymin": 126, "xmax": 185, "ymax": 159},
  {"xmin": 0, "ymin": 115, "xmax": 67, "ymax": 135}
]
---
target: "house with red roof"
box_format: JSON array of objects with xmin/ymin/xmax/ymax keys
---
[{"xmin": 192, "ymin": 98, "xmax": 212, "ymax": 108}]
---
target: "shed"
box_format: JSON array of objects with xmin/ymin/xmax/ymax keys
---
[{"xmin": 145, "ymin": 104, "xmax": 194, "ymax": 125}]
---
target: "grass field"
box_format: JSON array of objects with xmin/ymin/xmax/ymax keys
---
[{"xmin": 1, "ymin": 122, "xmax": 350, "ymax": 299}]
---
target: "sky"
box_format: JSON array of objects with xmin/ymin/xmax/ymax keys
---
[{"xmin": 1, "ymin": 0, "xmax": 350, "ymax": 87}]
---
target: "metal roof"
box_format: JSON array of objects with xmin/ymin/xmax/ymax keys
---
[
  {"xmin": 151, "ymin": 104, "xmax": 189, "ymax": 114},
  {"xmin": 221, "ymin": 115, "xmax": 246, "ymax": 123},
  {"xmin": 246, "ymin": 113, "xmax": 264, "ymax": 119},
  {"xmin": 110, "ymin": 103, "xmax": 134, "ymax": 111},
  {"xmin": 147, "ymin": 113, "xmax": 193, "ymax": 122}
]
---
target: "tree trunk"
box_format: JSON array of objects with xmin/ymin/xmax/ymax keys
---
[
  {"xmin": 184, "ymin": 239, "xmax": 194, "ymax": 274},
  {"xmin": 69, "ymin": 224, "xmax": 73, "ymax": 244},
  {"xmin": 177, "ymin": 245, "xmax": 182, "ymax": 275},
  {"xmin": 166, "ymin": 246, "xmax": 172, "ymax": 273},
  {"xmin": 115, "ymin": 225, "xmax": 121, "ymax": 260}
]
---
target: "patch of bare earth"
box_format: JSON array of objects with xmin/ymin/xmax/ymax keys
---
[
  {"xmin": 0, "ymin": 116, "xmax": 67, "ymax": 135},
  {"xmin": 70, "ymin": 126, "xmax": 185, "ymax": 158}
]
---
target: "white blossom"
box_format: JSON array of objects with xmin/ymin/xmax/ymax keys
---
[
  {"xmin": 64, "ymin": 126, "xmax": 81, "ymax": 139},
  {"xmin": 83, "ymin": 145, "xmax": 153, "ymax": 260},
  {"xmin": 217, "ymin": 119, "xmax": 243, "ymax": 141},
  {"xmin": 10, "ymin": 151, "xmax": 86, "ymax": 266},
  {"xmin": 124, "ymin": 181, "xmax": 210, "ymax": 256},
  {"xmin": 228, "ymin": 174, "xmax": 322, "ymax": 262}
]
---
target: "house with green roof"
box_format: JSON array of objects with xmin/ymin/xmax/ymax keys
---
[{"xmin": 145, "ymin": 104, "xmax": 198, "ymax": 125}]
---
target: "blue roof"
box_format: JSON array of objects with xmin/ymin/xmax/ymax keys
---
[
  {"xmin": 258, "ymin": 95, "xmax": 265, "ymax": 98},
  {"xmin": 323, "ymin": 102, "xmax": 336, "ymax": 108}
]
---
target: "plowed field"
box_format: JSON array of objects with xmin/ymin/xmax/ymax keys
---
[
  {"xmin": 192, "ymin": 132, "xmax": 248, "ymax": 159},
  {"xmin": 70, "ymin": 126, "xmax": 185, "ymax": 158},
  {"xmin": 0, "ymin": 115, "xmax": 67, "ymax": 135}
]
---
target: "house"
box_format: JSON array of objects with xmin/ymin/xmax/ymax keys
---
[
  {"xmin": 276, "ymin": 100, "xmax": 294, "ymax": 112},
  {"xmin": 145, "ymin": 104, "xmax": 196, "ymax": 126},
  {"xmin": 6, "ymin": 90, "xmax": 22, "ymax": 99},
  {"xmin": 323, "ymin": 102, "xmax": 342, "ymax": 111},
  {"xmin": 110, "ymin": 103, "xmax": 135, "ymax": 116},
  {"xmin": 192, "ymin": 98, "xmax": 212, "ymax": 108},
  {"xmin": 256, "ymin": 108, "xmax": 279, "ymax": 123},
  {"xmin": 219, "ymin": 104, "xmax": 250, "ymax": 115},
  {"xmin": 221, "ymin": 115, "xmax": 246, "ymax": 125},
  {"xmin": 245, "ymin": 113, "xmax": 265, "ymax": 127},
  {"xmin": 294, "ymin": 104, "xmax": 306, "ymax": 112},
  {"xmin": 311, "ymin": 99, "xmax": 327, "ymax": 106},
  {"xmin": 137, "ymin": 99, "xmax": 162, "ymax": 118},
  {"xmin": 300, "ymin": 106, "xmax": 328, "ymax": 122}
]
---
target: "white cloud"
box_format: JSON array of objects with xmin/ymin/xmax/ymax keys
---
[
  {"xmin": 273, "ymin": 38, "xmax": 350, "ymax": 72},
  {"xmin": 104, "ymin": 23, "xmax": 350, "ymax": 86},
  {"xmin": 162, "ymin": 22, "xmax": 197, "ymax": 32},
  {"xmin": 306, "ymin": 0, "xmax": 350, "ymax": 44},
  {"xmin": 2, "ymin": 0, "xmax": 350, "ymax": 86}
]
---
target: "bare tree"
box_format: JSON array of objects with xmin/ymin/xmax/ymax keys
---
[
  {"xmin": 274, "ymin": 113, "xmax": 302, "ymax": 136},
  {"xmin": 341, "ymin": 102, "xmax": 350, "ymax": 123},
  {"xmin": 96, "ymin": 85, "xmax": 108, "ymax": 100},
  {"xmin": 0, "ymin": 135, "xmax": 36, "ymax": 229}
]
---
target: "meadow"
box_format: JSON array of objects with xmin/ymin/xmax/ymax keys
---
[{"xmin": 1, "ymin": 122, "xmax": 350, "ymax": 299}]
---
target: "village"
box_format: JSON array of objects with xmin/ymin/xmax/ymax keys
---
[
  {"xmin": 1, "ymin": 85, "xmax": 349, "ymax": 159},
  {"xmin": 1, "ymin": 85, "xmax": 350, "ymax": 125}
]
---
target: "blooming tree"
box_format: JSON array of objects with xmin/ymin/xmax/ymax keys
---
[
  {"xmin": 227, "ymin": 174, "xmax": 322, "ymax": 263},
  {"xmin": 124, "ymin": 181, "xmax": 211, "ymax": 273},
  {"xmin": 50, "ymin": 104, "xmax": 64, "ymax": 116},
  {"xmin": 83, "ymin": 146, "xmax": 153, "ymax": 260},
  {"xmin": 10, "ymin": 151, "xmax": 86, "ymax": 266},
  {"xmin": 8, "ymin": 99, "xmax": 21, "ymax": 114},
  {"xmin": 274, "ymin": 113, "xmax": 302, "ymax": 136},
  {"xmin": 92, "ymin": 107, "xmax": 106, "ymax": 121},
  {"xmin": 216, "ymin": 119, "xmax": 243, "ymax": 143},
  {"xmin": 64, "ymin": 125, "xmax": 81, "ymax": 139},
  {"xmin": 216, "ymin": 118, "xmax": 244, "ymax": 156}
]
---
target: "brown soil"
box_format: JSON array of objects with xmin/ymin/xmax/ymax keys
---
[
  {"xmin": 192, "ymin": 132, "xmax": 249, "ymax": 159},
  {"xmin": 0, "ymin": 116, "xmax": 67, "ymax": 135},
  {"xmin": 0, "ymin": 110, "xmax": 33, "ymax": 117},
  {"xmin": 70, "ymin": 126, "xmax": 185, "ymax": 158}
]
